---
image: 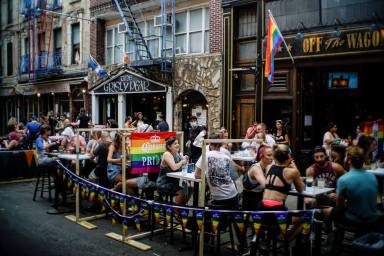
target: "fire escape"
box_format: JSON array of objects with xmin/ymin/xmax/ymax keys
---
[
  {"xmin": 113, "ymin": 0, "xmax": 175, "ymax": 79},
  {"xmin": 20, "ymin": 0, "xmax": 63, "ymax": 81}
]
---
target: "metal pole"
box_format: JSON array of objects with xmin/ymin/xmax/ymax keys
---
[
  {"xmin": 255, "ymin": 0, "xmax": 264, "ymax": 123},
  {"xmin": 75, "ymin": 131, "xmax": 80, "ymax": 222}
]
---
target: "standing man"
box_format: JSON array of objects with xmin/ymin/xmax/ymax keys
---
[
  {"xmin": 25, "ymin": 115, "xmax": 41, "ymax": 149},
  {"xmin": 157, "ymin": 114, "xmax": 169, "ymax": 132},
  {"xmin": 74, "ymin": 108, "xmax": 90, "ymax": 129},
  {"xmin": 187, "ymin": 116, "xmax": 203, "ymax": 163}
]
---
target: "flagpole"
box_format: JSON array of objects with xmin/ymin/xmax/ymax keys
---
[{"xmin": 268, "ymin": 9, "xmax": 295, "ymax": 64}]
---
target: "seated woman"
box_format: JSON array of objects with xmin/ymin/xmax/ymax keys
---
[
  {"xmin": 107, "ymin": 133, "xmax": 149, "ymax": 195},
  {"xmin": 242, "ymin": 145, "xmax": 273, "ymax": 210},
  {"xmin": 3, "ymin": 124, "xmax": 21, "ymax": 150},
  {"xmin": 272, "ymin": 120, "xmax": 290, "ymax": 145},
  {"xmin": 156, "ymin": 137, "xmax": 190, "ymax": 205},
  {"xmin": 260, "ymin": 144, "xmax": 304, "ymax": 211},
  {"xmin": 36, "ymin": 125, "xmax": 60, "ymax": 167}
]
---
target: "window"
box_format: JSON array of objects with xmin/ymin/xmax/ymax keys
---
[
  {"xmin": 237, "ymin": 8, "xmax": 256, "ymax": 38},
  {"xmin": 7, "ymin": 0, "xmax": 13, "ymax": 24},
  {"xmin": 124, "ymin": 20, "xmax": 160, "ymax": 62},
  {"xmin": 106, "ymin": 27, "xmax": 124, "ymax": 65},
  {"xmin": 7, "ymin": 42, "xmax": 13, "ymax": 76},
  {"xmin": 54, "ymin": 28, "xmax": 62, "ymax": 66},
  {"xmin": 240, "ymin": 73, "xmax": 255, "ymax": 91},
  {"xmin": 147, "ymin": 19, "xmax": 160, "ymax": 58},
  {"xmin": 0, "ymin": 46, "xmax": 3, "ymax": 76},
  {"xmin": 175, "ymin": 7, "xmax": 209, "ymax": 54},
  {"xmin": 71, "ymin": 23, "xmax": 80, "ymax": 64}
]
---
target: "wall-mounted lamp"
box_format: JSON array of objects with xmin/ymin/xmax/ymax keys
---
[
  {"xmin": 51, "ymin": 92, "xmax": 55, "ymax": 96},
  {"xmin": 37, "ymin": 93, "xmax": 41, "ymax": 97},
  {"xmin": 296, "ymin": 22, "xmax": 307, "ymax": 41},
  {"xmin": 82, "ymin": 89, "xmax": 86, "ymax": 94},
  {"xmin": 331, "ymin": 18, "xmax": 342, "ymax": 38}
]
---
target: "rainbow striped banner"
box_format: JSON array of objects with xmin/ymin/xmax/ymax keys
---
[
  {"xmin": 130, "ymin": 132, "xmax": 176, "ymax": 174},
  {"xmin": 264, "ymin": 11, "xmax": 284, "ymax": 83}
]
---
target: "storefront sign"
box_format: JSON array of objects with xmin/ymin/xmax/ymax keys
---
[
  {"xmin": 93, "ymin": 71, "xmax": 166, "ymax": 94},
  {"xmin": 130, "ymin": 132, "xmax": 176, "ymax": 174},
  {"xmin": 274, "ymin": 27, "xmax": 384, "ymax": 59}
]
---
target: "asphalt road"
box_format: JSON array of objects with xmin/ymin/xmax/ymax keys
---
[{"xmin": 0, "ymin": 181, "xmax": 202, "ymax": 256}]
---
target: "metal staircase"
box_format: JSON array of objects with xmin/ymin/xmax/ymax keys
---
[{"xmin": 113, "ymin": 0, "xmax": 152, "ymax": 61}]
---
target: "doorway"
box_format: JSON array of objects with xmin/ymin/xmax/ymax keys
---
[
  {"xmin": 176, "ymin": 90, "xmax": 208, "ymax": 143},
  {"xmin": 235, "ymin": 98, "xmax": 255, "ymax": 138}
]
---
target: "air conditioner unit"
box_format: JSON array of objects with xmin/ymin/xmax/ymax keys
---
[
  {"xmin": 175, "ymin": 47, "xmax": 182, "ymax": 54},
  {"xmin": 154, "ymin": 15, "xmax": 172, "ymax": 27},
  {"xmin": 118, "ymin": 22, "xmax": 127, "ymax": 34}
]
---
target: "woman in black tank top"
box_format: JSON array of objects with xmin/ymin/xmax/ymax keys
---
[{"xmin": 259, "ymin": 144, "xmax": 304, "ymax": 211}]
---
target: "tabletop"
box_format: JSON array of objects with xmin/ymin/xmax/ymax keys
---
[
  {"xmin": 367, "ymin": 168, "xmax": 384, "ymax": 177},
  {"xmin": 289, "ymin": 186, "xmax": 335, "ymax": 198},
  {"xmin": 167, "ymin": 171, "xmax": 202, "ymax": 183},
  {"xmin": 57, "ymin": 153, "xmax": 91, "ymax": 161},
  {"xmin": 231, "ymin": 155, "xmax": 255, "ymax": 161}
]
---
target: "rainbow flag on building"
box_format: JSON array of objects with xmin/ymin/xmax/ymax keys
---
[
  {"xmin": 130, "ymin": 132, "xmax": 176, "ymax": 174},
  {"xmin": 264, "ymin": 11, "xmax": 284, "ymax": 83},
  {"xmin": 363, "ymin": 119, "xmax": 384, "ymax": 158}
]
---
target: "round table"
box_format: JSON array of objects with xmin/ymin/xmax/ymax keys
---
[{"xmin": 57, "ymin": 153, "xmax": 91, "ymax": 161}]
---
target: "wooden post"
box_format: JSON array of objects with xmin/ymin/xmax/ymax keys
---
[
  {"xmin": 198, "ymin": 140, "xmax": 206, "ymax": 256},
  {"xmin": 121, "ymin": 133, "xmax": 127, "ymax": 241}
]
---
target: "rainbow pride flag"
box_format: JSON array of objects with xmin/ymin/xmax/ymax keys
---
[
  {"xmin": 264, "ymin": 11, "xmax": 284, "ymax": 83},
  {"xmin": 130, "ymin": 132, "xmax": 176, "ymax": 174},
  {"xmin": 363, "ymin": 119, "xmax": 384, "ymax": 158}
]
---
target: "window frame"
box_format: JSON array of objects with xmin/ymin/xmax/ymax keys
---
[
  {"xmin": 105, "ymin": 25, "xmax": 125, "ymax": 65},
  {"xmin": 71, "ymin": 23, "xmax": 80, "ymax": 65},
  {"xmin": 7, "ymin": 42, "xmax": 13, "ymax": 76},
  {"xmin": 175, "ymin": 7, "xmax": 209, "ymax": 55}
]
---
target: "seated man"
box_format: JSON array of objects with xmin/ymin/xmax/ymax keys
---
[
  {"xmin": 195, "ymin": 133, "xmax": 239, "ymax": 209},
  {"xmin": 333, "ymin": 146, "xmax": 379, "ymax": 227},
  {"xmin": 305, "ymin": 146, "xmax": 345, "ymax": 210}
]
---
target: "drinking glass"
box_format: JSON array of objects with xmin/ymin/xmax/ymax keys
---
[
  {"xmin": 317, "ymin": 178, "xmax": 325, "ymax": 189},
  {"xmin": 306, "ymin": 176, "xmax": 313, "ymax": 187}
]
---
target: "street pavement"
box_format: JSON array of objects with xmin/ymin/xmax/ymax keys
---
[{"xmin": 0, "ymin": 180, "xmax": 203, "ymax": 256}]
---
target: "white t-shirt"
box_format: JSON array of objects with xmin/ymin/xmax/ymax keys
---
[
  {"xmin": 196, "ymin": 150, "xmax": 238, "ymax": 201},
  {"xmin": 61, "ymin": 126, "xmax": 74, "ymax": 140}
]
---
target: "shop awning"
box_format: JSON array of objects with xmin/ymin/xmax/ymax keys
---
[
  {"xmin": 90, "ymin": 69, "xmax": 167, "ymax": 95},
  {"xmin": 16, "ymin": 78, "xmax": 83, "ymax": 95},
  {"xmin": 0, "ymin": 86, "xmax": 16, "ymax": 97}
]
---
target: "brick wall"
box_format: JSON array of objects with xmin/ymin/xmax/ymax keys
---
[
  {"xmin": 90, "ymin": 19, "xmax": 106, "ymax": 64},
  {"xmin": 209, "ymin": 0, "xmax": 222, "ymax": 53}
]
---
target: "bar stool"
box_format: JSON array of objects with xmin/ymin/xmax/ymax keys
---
[{"xmin": 33, "ymin": 164, "xmax": 53, "ymax": 201}]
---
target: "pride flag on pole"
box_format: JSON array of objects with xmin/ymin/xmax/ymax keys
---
[
  {"xmin": 264, "ymin": 11, "xmax": 284, "ymax": 83},
  {"xmin": 130, "ymin": 132, "xmax": 176, "ymax": 174}
]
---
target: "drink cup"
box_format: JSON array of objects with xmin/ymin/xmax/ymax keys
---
[
  {"xmin": 306, "ymin": 176, "xmax": 313, "ymax": 187},
  {"xmin": 182, "ymin": 164, "xmax": 187, "ymax": 176},
  {"xmin": 317, "ymin": 178, "xmax": 325, "ymax": 189}
]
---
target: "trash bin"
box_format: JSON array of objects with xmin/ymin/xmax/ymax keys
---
[{"xmin": 352, "ymin": 232, "xmax": 384, "ymax": 255}]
